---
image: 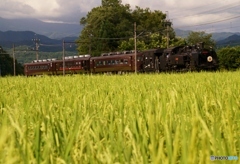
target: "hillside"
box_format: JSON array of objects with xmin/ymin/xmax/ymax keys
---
[
  {"xmin": 0, "ymin": 17, "xmax": 82, "ymax": 39},
  {"xmin": 1, "ymin": 30, "xmax": 240, "ymax": 53},
  {"xmin": 212, "ymin": 32, "xmax": 240, "ymax": 41},
  {"xmin": 0, "ymin": 31, "xmax": 78, "ymax": 52},
  {"xmin": 216, "ymin": 34, "xmax": 240, "ymax": 47},
  {"xmin": 174, "ymin": 28, "xmax": 240, "ymax": 42}
]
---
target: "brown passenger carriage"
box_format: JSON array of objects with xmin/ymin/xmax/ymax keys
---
[
  {"xmin": 90, "ymin": 51, "xmax": 144, "ymax": 73},
  {"xmin": 24, "ymin": 55, "xmax": 91, "ymax": 76}
]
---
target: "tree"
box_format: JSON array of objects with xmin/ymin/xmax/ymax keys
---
[
  {"xmin": 118, "ymin": 38, "xmax": 147, "ymax": 51},
  {"xmin": 0, "ymin": 46, "xmax": 24, "ymax": 76},
  {"xmin": 102, "ymin": 0, "xmax": 121, "ymax": 6},
  {"xmin": 77, "ymin": 1, "xmax": 171, "ymax": 55},
  {"xmin": 118, "ymin": 34, "xmax": 186, "ymax": 51},
  {"xmin": 147, "ymin": 34, "xmax": 186, "ymax": 49},
  {"xmin": 217, "ymin": 46, "xmax": 240, "ymax": 70},
  {"xmin": 131, "ymin": 7, "xmax": 172, "ymax": 46},
  {"xmin": 186, "ymin": 31, "xmax": 215, "ymax": 48},
  {"xmin": 77, "ymin": 0, "xmax": 133, "ymax": 56}
]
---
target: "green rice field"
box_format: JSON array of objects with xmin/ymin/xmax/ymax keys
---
[{"xmin": 0, "ymin": 71, "xmax": 239, "ymax": 163}]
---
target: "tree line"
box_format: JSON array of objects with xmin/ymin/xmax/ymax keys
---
[
  {"xmin": 77, "ymin": 0, "xmax": 179, "ymax": 55},
  {"xmin": 0, "ymin": 46, "xmax": 24, "ymax": 76}
]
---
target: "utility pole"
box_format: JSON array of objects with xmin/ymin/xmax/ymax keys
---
[
  {"xmin": 62, "ymin": 40, "xmax": 65, "ymax": 76},
  {"xmin": 134, "ymin": 22, "xmax": 137, "ymax": 73},
  {"xmin": 32, "ymin": 34, "xmax": 40, "ymax": 60},
  {"xmin": 164, "ymin": 11, "xmax": 172, "ymax": 48},
  {"xmin": 89, "ymin": 37, "xmax": 92, "ymax": 54},
  {"xmin": 167, "ymin": 24, "xmax": 169, "ymax": 48},
  {"xmin": 13, "ymin": 44, "xmax": 16, "ymax": 76},
  {"xmin": 88, "ymin": 33, "xmax": 93, "ymax": 54}
]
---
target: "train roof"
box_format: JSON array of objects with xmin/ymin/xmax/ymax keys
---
[
  {"xmin": 24, "ymin": 55, "xmax": 91, "ymax": 65},
  {"xmin": 92, "ymin": 52, "xmax": 143, "ymax": 60},
  {"xmin": 100, "ymin": 50, "xmax": 139, "ymax": 56}
]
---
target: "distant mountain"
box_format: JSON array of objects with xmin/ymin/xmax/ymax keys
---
[
  {"xmin": 212, "ymin": 32, "xmax": 240, "ymax": 41},
  {"xmin": 175, "ymin": 28, "xmax": 240, "ymax": 42},
  {"xmin": 0, "ymin": 31, "xmax": 77, "ymax": 52},
  {"xmin": 0, "ymin": 17, "xmax": 82, "ymax": 39},
  {"xmin": 174, "ymin": 28, "xmax": 192, "ymax": 38},
  {"xmin": 216, "ymin": 34, "xmax": 240, "ymax": 47}
]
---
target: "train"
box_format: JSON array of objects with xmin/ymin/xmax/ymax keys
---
[{"xmin": 24, "ymin": 42, "xmax": 218, "ymax": 76}]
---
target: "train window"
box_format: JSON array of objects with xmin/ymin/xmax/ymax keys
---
[
  {"xmin": 98, "ymin": 61, "xmax": 102, "ymax": 66},
  {"xmin": 115, "ymin": 60, "xmax": 119, "ymax": 64},
  {"xmin": 120, "ymin": 59, "xmax": 124, "ymax": 64},
  {"xmin": 103, "ymin": 61, "xmax": 106, "ymax": 65},
  {"xmin": 137, "ymin": 57, "xmax": 142, "ymax": 61},
  {"xmin": 28, "ymin": 65, "xmax": 48, "ymax": 70},
  {"xmin": 124, "ymin": 59, "xmax": 128, "ymax": 64},
  {"xmin": 67, "ymin": 63, "xmax": 73, "ymax": 67}
]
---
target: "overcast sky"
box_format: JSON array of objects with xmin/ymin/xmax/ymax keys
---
[{"xmin": 0, "ymin": 0, "xmax": 239, "ymax": 32}]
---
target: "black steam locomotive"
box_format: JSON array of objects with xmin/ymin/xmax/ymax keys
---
[
  {"xmin": 24, "ymin": 42, "xmax": 218, "ymax": 76},
  {"xmin": 154, "ymin": 42, "xmax": 218, "ymax": 72}
]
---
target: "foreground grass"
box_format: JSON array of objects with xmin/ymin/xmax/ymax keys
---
[{"xmin": 0, "ymin": 71, "xmax": 239, "ymax": 164}]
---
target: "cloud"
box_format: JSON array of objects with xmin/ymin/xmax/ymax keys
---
[
  {"xmin": 0, "ymin": 0, "xmax": 36, "ymax": 18},
  {"xmin": 0, "ymin": 0, "xmax": 239, "ymax": 32}
]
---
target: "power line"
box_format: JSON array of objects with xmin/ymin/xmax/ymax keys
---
[
  {"xmin": 170, "ymin": 0, "xmax": 227, "ymax": 15},
  {"xmin": 169, "ymin": 0, "xmax": 240, "ymax": 32},
  {"xmin": 174, "ymin": 15, "xmax": 240, "ymax": 29},
  {"xmin": 39, "ymin": 43, "xmax": 62, "ymax": 47},
  {"xmin": 204, "ymin": 25, "xmax": 240, "ymax": 33},
  {"xmin": 171, "ymin": 2, "xmax": 240, "ymax": 20}
]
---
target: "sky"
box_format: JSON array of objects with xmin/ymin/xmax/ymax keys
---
[{"xmin": 0, "ymin": 0, "xmax": 240, "ymax": 32}]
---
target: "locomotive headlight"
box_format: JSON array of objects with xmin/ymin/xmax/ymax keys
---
[{"xmin": 207, "ymin": 56, "xmax": 213, "ymax": 62}]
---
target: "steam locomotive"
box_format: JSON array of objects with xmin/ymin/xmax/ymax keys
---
[{"xmin": 24, "ymin": 42, "xmax": 218, "ymax": 76}]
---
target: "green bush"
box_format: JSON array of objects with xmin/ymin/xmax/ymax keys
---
[{"xmin": 217, "ymin": 46, "xmax": 240, "ymax": 70}]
